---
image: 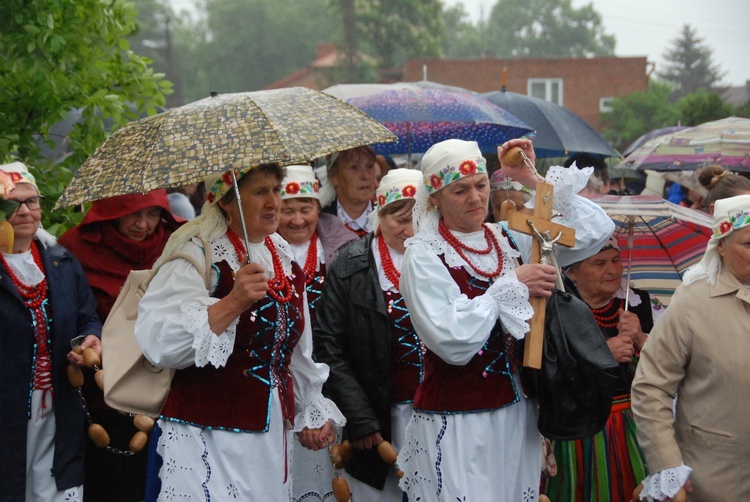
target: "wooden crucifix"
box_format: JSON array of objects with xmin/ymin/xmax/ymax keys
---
[{"xmin": 505, "ymin": 180, "xmax": 576, "ymax": 369}]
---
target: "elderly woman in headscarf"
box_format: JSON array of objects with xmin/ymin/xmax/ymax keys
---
[
  {"xmin": 0, "ymin": 162, "xmax": 101, "ymax": 501},
  {"xmin": 276, "ymin": 165, "xmax": 355, "ymax": 502},
  {"xmin": 313, "ymin": 168, "xmax": 425, "ymax": 501},
  {"xmin": 631, "ymin": 194, "xmax": 750, "ymax": 502},
  {"xmin": 395, "ymin": 138, "xmax": 614, "ymax": 500},
  {"xmin": 134, "ymin": 164, "xmax": 345, "ymax": 501},
  {"xmin": 543, "ymin": 235, "xmax": 665, "ymax": 502},
  {"xmin": 276, "ymin": 165, "xmax": 356, "ymax": 322}
]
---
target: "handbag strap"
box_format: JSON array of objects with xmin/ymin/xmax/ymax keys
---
[{"xmin": 145, "ymin": 236, "xmax": 213, "ymax": 290}]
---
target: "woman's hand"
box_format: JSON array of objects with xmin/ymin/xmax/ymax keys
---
[
  {"xmin": 67, "ymin": 334, "xmax": 101, "ymax": 366},
  {"xmin": 227, "ymin": 262, "xmax": 269, "ymax": 312},
  {"xmin": 617, "ymin": 309, "xmax": 647, "ymax": 352},
  {"xmin": 208, "ymin": 261, "xmax": 269, "ymax": 334},
  {"xmin": 297, "ymin": 420, "xmax": 335, "ymax": 451},
  {"xmin": 606, "ymin": 333, "xmax": 634, "ymax": 363},
  {"xmin": 353, "ymin": 431, "xmax": 384, "ymax": 451},
  {"xmin": 498, "ymin": 139, "xmax": 538, "ymax": 190},
  {"xmin": 515, "ymin": 263, "xmax": 557, "ymax": 297}
]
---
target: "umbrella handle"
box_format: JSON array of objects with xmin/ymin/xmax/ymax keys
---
[{"xmin": 231, "ymin": 170, "xmax": 252, "ymax": 256}]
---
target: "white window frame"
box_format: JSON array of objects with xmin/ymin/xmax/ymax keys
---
[
  {"xmin": 599, "ymin": 97, "xmax": 614, "ymax": 112},
  {"xmin": 527, "ymin": 78, "xmax": 563, "ymax": 106}
]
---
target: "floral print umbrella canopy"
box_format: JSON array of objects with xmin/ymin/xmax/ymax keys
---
[
  {"xmin": 346, "ymin": 88, "xmax": 533, "ymax": 156},
  {"xmin": 56, "ymin": 87, "xmax": 396, "ymax": 208}
]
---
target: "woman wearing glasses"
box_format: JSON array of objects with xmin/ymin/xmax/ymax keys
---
[{"xmin": 0, "ymin": 162, "xmax": 102, "ymax": 501}]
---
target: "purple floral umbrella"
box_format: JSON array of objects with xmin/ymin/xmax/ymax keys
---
[{"xmin": 346, "ymin": 88, "xmax": 533, "ymax": 158}]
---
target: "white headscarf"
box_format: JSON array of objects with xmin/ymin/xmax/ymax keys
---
[
  {"xmin": 413, "ymin": 139, "xmax": 488, "ymax": 234},
  {"xmin": 280, "ymin": 165, "xmax": 320, "ymax": 201},
  {"xmin": 683, "ymin": 193, "xmax": 750, "ymax": 285},
  {"xmin": 370, "ymin": 168, "xmax": 422, "ymax": 232}
]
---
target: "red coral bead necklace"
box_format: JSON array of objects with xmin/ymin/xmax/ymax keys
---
[
  {"xmin": 302, "ymin": 232, "xmax": 319, "ymax": 286},
  {"xmin": 438, "ymin": 219, "xmax": 504, "ymax": 279},
  {"xmin": 378, "ymin": 235, "xmax": 401, "ymax": 289},
  {"xmin": 227, "ymin": 229, "xmax": 293, "ymax": 303}
]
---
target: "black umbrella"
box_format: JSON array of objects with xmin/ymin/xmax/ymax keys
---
[{"xmin": 480, "ymin": 89, "xmax": 620, "ymax": 159}]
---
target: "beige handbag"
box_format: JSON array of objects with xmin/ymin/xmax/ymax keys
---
[{"xmin": 102, "ymin": 240, "xmax": 212, "ymax": 417}]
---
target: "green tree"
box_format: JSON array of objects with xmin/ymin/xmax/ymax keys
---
[
  {"xmin": 485, "ymin": 0, "xmax": 615, "ymax": 58},
  {"xmin": 600, "ymin": 81, "xmax": 680, "ymax": 151},
  {"xmin": 658, "ymin": 24, "xmax": 724, "ymax": 100},
  {"xmin": 442, "ymin": 4, "xmax": 487, "ymax": 58},
  {"xmin": 0, "ymin": 0, "xmax": 171, "ymax": 234},
  {"xmin": 355, "ymin": 0, "xmax": 443, "ymax": 69},
  {"xmin": 175, "ymin": 0, "xmax": 338, "ymax": 102},
  {"xmin": 677, "ymin": 90, "xmax": 735, "ymax": 126}
]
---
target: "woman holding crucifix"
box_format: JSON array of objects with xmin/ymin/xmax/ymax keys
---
[{"xmin": 396, "ymin": 138, "xmax": 613, "ymax": 500}]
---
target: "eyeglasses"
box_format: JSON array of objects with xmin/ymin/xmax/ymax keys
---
[{"xmin": 0, "ymin": 196, "xmax": 44, "ymax": 216}]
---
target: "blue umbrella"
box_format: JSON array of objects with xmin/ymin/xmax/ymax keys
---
[
  {"xmin": 481, "ymin": 89, "xmax": 619, "ymax": 159},
  {"xmin": 346, "ymin": 88, "xmax": 533, "ymax": 157}
]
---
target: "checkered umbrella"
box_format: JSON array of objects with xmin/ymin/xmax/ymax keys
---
[
  {"xmin": 55, "ymin": 87, "xmax": 396, "ymax": 208},
  {"xmin": 592, "ymin": 194, "xmax": 712, "ymax": 305}
]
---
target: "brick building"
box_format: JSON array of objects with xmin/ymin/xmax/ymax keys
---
[
  {"xmin": 265, "ymin": 47, "xmax": 651, "ymax": 133},
  {"xmin": 403, "ymin": 57, "xmax": 651, "ymax": 131}
]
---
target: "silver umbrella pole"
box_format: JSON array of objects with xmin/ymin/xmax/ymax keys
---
[
  {"xmin": 624, "ymin": 218, "xmax": 636, "ymax": 312},
  {"xmin": 231, "ymin": 170, "xmax": 252, "ymax": 257}
]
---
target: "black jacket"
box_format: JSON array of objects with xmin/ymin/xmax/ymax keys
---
[{"xmin": 313, "ymin": 234, "xmax": 394, "ymax": 490}]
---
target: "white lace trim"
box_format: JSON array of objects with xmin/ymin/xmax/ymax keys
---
[
  {"xmin": 373, "ymin": 235, "xmax": 403, "ymax": 293},
  {"xmin": 182, "ymin": 297, "xmax": 238, "ymax": 368},
  {"xmin": 528, "ymin": 165, "xmax": 594, "ymax": 216},
  {"xmin": 614, "ymin": 278, "xmax": 644, "ymax": 307},
  {"xmin": 639, "ymin": 464, "xmax": 692, "ymax": 500},
  {"xmin": 292, "ymin": 395, "xmax": 347, "ymax": 432},
  {"xmin": 408, "ymin": 224, "xmax": 532, "ymax": 339},
  {"xmin": 485, "ymin": 270, "xmax": 533, "ymax": 339}
]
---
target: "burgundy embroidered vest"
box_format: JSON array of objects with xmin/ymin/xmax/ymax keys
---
[
  {"xmin": 384, "ymin": 290, "xmax": 423, "ymax": 404},
  {"xmin": 161, "ymin": 259, "xmax": 306, "ymax": 432},
  {"xmin": 413, "ymin": 262, "xmax": 520, "ymax": 414}
]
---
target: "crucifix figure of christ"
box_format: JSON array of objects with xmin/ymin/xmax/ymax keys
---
[{"xmin": 503, "ymin": 157, "xmax": 576, "ymax": 369}]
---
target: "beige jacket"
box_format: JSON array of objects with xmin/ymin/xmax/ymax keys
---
[{"xmin": 631, "ymin": 266, "xmax": 750, "ymax": 501}]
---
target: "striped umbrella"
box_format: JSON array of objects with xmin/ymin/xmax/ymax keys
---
[{"xmin": 591, "ymin": 194, "xmax": 712, "ymax": 305}]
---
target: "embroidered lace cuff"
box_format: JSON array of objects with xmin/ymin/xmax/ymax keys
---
[
  {"xmin": 486, "ymin": 271, "xmax": 533, "ymax": 340},
  {"xmin": 181, "ymin": 297, "xmax": 238, "ymax": 368},
  {"xmin": 293, "ymin": 396, "xmax": 347, "ymax": 432},
  {"xmin": 542, "ymin": 165, "xmax": 594, "ymax": 215},
  {"xmin": 639, "ymin": 464, "xmax": 692, "ymax": 500}
]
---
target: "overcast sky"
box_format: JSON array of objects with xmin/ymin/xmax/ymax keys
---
[
  {"xmin": 445, "ymin": 0, "xmax": 750, "ymax": 87},
  {"xmin": 168, "ymin": 0, "xmax": 749, "ymax": 87}
]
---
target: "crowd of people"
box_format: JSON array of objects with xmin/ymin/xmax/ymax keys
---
[{"xmin": 2, "ymin": 135, "xmax": 749, "ymax": 502}]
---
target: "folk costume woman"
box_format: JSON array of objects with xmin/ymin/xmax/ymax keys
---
[
  {"xmin": 277, "ymin": 165, "xmax": 356, "ymax": 324},
  {"xmin": 544, "ymin": 236, "xmax": 665, "ymax": 502},
  {"xmin": 278, "ymin": 165, "xmax": 356, "ymax": 502},
  {"xmin": 0, "ymin": 162, "xmax": 102, "ymax": 501},
  {"xmin": 314, "ymin": 168, "xmax": 425, "ymax": 501},
  {"xmin": 632, "ymin": 194, "xmax": 750, "ymax": 502},
  {"xmin": 396, "ymin": 139, "xmax": 614, "ymax": 501},
  {"xmin": 58, "ymin": 189, "xmax": 181, "ymax": 501},
  {"xmin": 135, "ymin": 164, "xmax": 345, "ymax": 501}
]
